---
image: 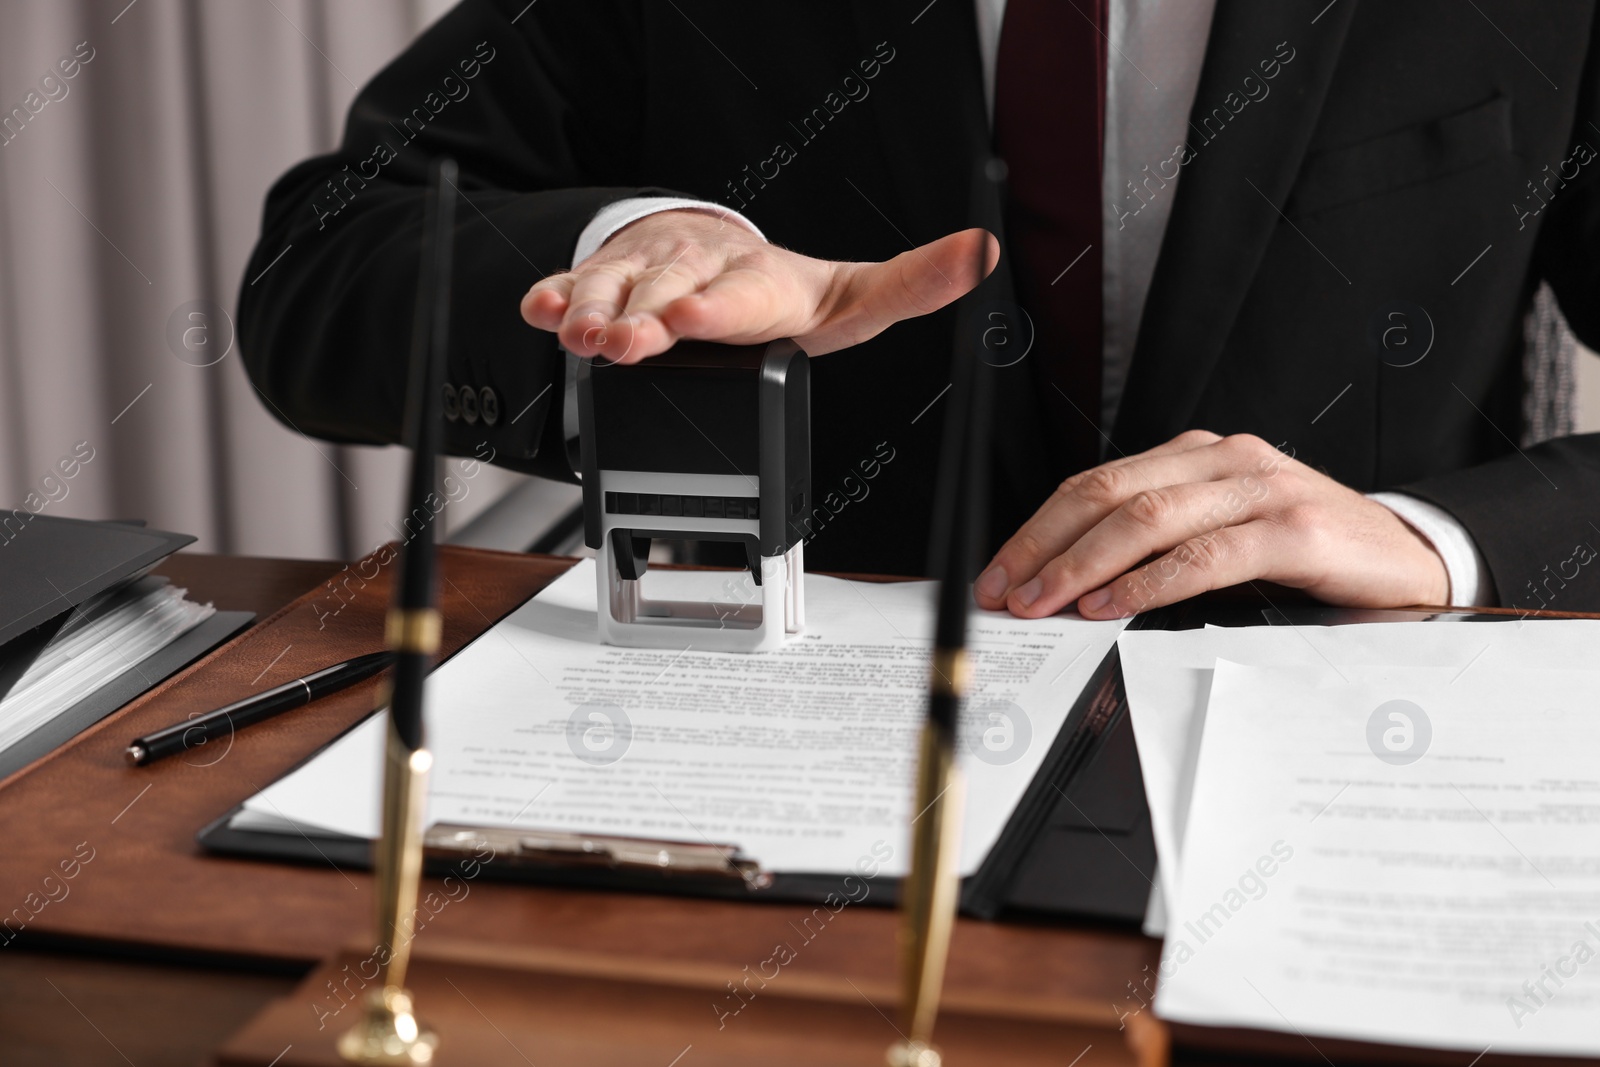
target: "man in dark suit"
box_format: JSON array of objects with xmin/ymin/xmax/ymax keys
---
[{"xmin": 239, "ymin": 0, "xmax": 1600, "ymax": 616}]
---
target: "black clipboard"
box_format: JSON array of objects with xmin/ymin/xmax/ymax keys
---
[
  {"xmin": 196, "ymin": 609, "xmax": 1150, "ymax": 918},
  {"xmin": 195, "ymin": 599, "xmax": 1520, "ymax": 922}
]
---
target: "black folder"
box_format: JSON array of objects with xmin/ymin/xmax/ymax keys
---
[
  {"xmin": 0, "ymin": 515, "xmax": 194, "ymax": 649},
  {"xmin": 0, "ymin": 515, "xmax": 253, "ymax": 779}
]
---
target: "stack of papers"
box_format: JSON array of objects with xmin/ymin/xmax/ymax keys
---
[
  {"xmin": 234, "ymin": 560, "xmax": 1128, "ymax": 879},
  {"xmin": 0, "ymin": 582, "xmax": 213, "ymax": 753},
  {"xmin": 1119, "ymin": 620, "xmax": 1600, "ymax": 1056},
  {"xmin": 0, "ymin": 515, "xmax": 217, "ymax": 778}
]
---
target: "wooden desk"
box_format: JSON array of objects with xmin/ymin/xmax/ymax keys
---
[{"xmin": 0, "ymin": 550, "xmax": 1159, "ymax": 1066}]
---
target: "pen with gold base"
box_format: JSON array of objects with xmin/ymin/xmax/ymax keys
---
[
  {"xmin": 338, "ymin": 156, "xmax": 456, "ymax": 1066},
  {"xmin": 887, "ymin": 158, "xmax": 1003, "ymax": 1067}
]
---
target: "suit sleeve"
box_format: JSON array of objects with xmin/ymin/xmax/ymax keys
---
[
  {"xmin": 1395, "ymin": 437, "xmax": 1600, "ymax": 612},
  {"xmin": 237, "ymin": 0, "xmax": 674, "ymax": 481}
]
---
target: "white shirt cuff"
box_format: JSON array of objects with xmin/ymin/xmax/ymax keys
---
[
  {"xmin": 572, "ymin": 196, "xmax": 764, "ymax": 267},
  {"xmin": 1369, "ymin": 492, "xmax": 1494, "ymax": 607}
]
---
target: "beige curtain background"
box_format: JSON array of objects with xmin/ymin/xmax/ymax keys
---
[
  {"xmin": 1, "ymin": 1, "xmax": 1597, "ymax": 562},
  {"xmin": 0, "ymin": 0, "xmax": 539, "ymax": 561}
]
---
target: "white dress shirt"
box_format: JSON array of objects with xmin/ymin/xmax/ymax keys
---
[{"xmin": 568, "ymin": 0, "xmax": 1493, "ymax": 606}]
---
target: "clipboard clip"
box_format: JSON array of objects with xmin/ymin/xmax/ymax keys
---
[{"xmin": 424, "ymin": 823, "xmax": 773, "ymax": 889}]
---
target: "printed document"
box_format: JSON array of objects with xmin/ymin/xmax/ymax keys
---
[
  {"xmin": 234, "ymin": 560, "xmax": 1126, "ymax": 877},
  {"xmin": 1156, "ymin": 658, "xmax": 1600, "ymax": 1055},
  {"xmin": 1118, "ymin": 620, "xmax": 1600, "ymax": 934}
]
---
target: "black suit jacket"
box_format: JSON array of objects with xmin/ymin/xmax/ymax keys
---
[{"xmin": 239, "ymin": 0, "xmax": 1600, "ymax": 610}]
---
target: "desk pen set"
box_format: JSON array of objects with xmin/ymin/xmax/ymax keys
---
[{"xmin": 340, "ymin": 155, "xmax": 994, "ymax": 1067}]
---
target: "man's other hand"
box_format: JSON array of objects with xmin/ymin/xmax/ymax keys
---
[
  {"xmin": 521, "ymin": 209, "xmax": 998, "ymax": 362},
  {"xmin": 974, "ymin": 431, "xmax": 1452, "ymax": 619}
]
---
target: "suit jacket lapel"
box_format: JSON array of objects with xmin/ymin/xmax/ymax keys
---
[{"xmin": 1113, "ymin": 0, "xmax": 1358, "ymax": 453}]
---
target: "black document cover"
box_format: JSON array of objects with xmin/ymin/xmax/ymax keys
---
[
  {"xmin": 0, "ymin": 515, "xmax": 194, "ymax": 647},
  {"xmin": 0, "ymin": 515, "xmax": 235, "ymax": 781}
]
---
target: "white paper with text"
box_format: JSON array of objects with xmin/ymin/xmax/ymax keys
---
[
  {"xmin": 237, "ymin": 560, "xmax": 1126, "ymax": 877},
  {"xmin": 1156, "ymin": 658, "xmax": 1600, "ymax": 1055}
]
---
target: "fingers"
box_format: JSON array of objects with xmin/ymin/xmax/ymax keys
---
[
  {"xmin": 870, "ymin": 227, "xmax": 997, "ymax": 310},
  {"xmin": 999, "ymin": 478, "xmax": 1267, "ymax": 618},
  {"xmin": 524, "ymin": 224, "xmax": 1002, "ymax": 363},
  {"xmin": 555, "ymin": 265, "xmax": 641, "ymax": 358},
  {"xmin": 521, "ymin": 272, "xmax": 576, "ymax": 330},
  {"xmin": 1076, "ymin": 522, "xmax": 1274, "ymax": 619},
  {"xmin": 974, "ymin": 432, "xmax": 1258, "ymax": 610},
  {"xmin": 576, "ymin": 257, "xmax": 700, "ymax": 363},
  {"xmin": 660, "ymin": 267, "xmax": 800, "ymax": 344},
  {"xmin": 624, "ymin": 252, "xmax": 710, "ymax": 320},
  {"xmin": 520, "ymin": 209, "xmax": 755, "ymax": 361},
  {"xmin": 802, "ymin": 229, "xmax": 999, "ymax": 354}
]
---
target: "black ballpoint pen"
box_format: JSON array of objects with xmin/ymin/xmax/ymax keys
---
[{"xmin": 124, "ymin": 650, "xmax": 394, "ymax": 766}]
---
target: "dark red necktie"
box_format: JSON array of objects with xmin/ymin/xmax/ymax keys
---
[{"xmin": 993, "ymin": 0, "xmax": 1108, "ymax": 476}]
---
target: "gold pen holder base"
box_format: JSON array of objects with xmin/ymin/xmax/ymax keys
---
[
  {"xmin": 336, "ymin": 986, "xmax": 439, "ymax": 1065},
  {"xmin": 887, "ymin": 1038, "xmax": 943, "ymax": 1067}
]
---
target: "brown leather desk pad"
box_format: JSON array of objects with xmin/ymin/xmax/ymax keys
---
[{"xmin": 0, "ymin": 544, "xmax": 1151, "ymax": 1031}]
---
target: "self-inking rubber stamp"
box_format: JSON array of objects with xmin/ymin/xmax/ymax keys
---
[{"xmin": 577, "ymin": 339, "xmax": 810, "ymax": 652}]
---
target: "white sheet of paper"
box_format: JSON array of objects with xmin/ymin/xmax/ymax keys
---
[
  {"xmin": 1118, "ymin": 620, "xmax": 1600, "ymax": 935},
  {"xmin": 238, "ymin": 560, "xmax": 1127, "ymax": 877},
  {"xmin": 1156, "ymin": 658, "xmax": 1600, "ymax": 1055}
]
